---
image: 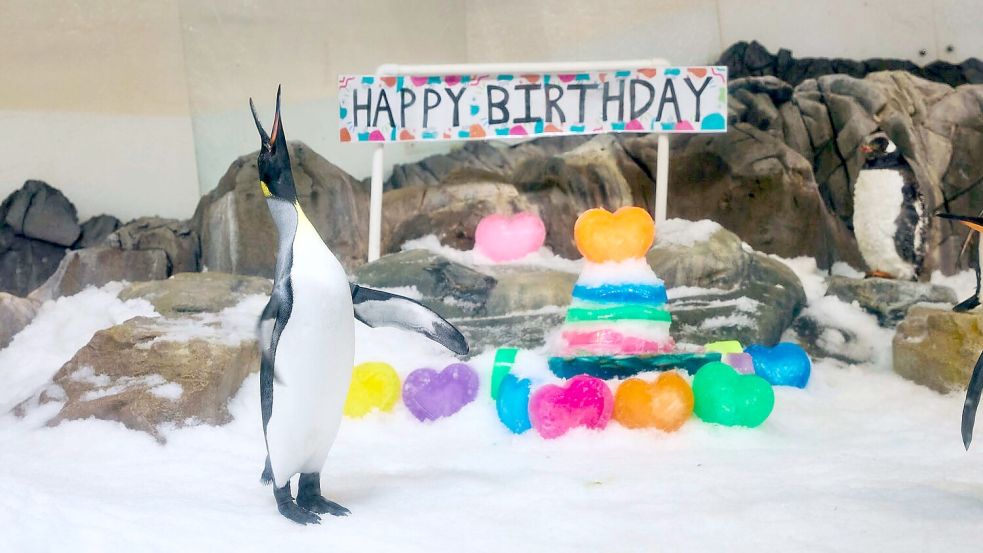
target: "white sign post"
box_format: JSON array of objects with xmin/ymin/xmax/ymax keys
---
[{"xmin": 339, "ymin": 61, "xmax": 728, "ymax": 261}]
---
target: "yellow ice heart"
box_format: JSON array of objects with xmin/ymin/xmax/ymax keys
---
[{"xmin": 344, "ymin": 362, "xmax": 401, "ymax": 417}]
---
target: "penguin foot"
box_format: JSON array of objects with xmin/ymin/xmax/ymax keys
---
[
  {"xmin": 865, "ymin": 270, "xmax": 894, "ymax": 279},
  {"xmin": 297, "ymin": 495, "xmax": 351, "ymax": 517},
  {"xmin": 297, "ymin": 472, "xmax": 351, "ymax": 517},
  {"xmin": 274, "ymin": 482, "xmax": 320, "ymax": 525},
  {"xmin": 278, "ymin": 501, "xmax": 321, "ymax": 525}
]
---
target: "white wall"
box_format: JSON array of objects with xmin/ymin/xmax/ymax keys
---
[
  {"xmin": 0, "ymin": 111, "xmax": 200, "ymax": 221},
  {"xmin": 1, "ymin": 0, "xmax": 980, "ymax": 222}
]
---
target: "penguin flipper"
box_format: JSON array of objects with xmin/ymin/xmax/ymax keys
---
[
  {"xmin": 260, "ymin": 455, "xmax": 273, "ymax": 485},
  {"xmin": 962, "ymin": 350, "xmax": 983, "ymax": 450},
  {"xmin": 350, "ymin": 284, "xmax": 469, "ymax": 355},
  {"xmin": 954, "ymin": 295, "xmax": 981, "ymax": 313}
]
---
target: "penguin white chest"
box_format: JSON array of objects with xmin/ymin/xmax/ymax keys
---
[
  {"xmin": 853, "ymin": 169, "xmax": 914, "ymax": 279},
  {"xmin": 266, "ymin": 220, "xmax": 354, "ymax": 484}
]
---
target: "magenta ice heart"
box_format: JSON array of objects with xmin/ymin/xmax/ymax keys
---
[
  {"xmin": 529, "ymin": 375, "xmax": 613, "ymax": 439},
  {"xmin": 402, "ymin": 363, "xmax": 479, "ymax": 422},
  {"xmin": 474, "ymin": 212, "xmax": 546, "ymax": 262}
]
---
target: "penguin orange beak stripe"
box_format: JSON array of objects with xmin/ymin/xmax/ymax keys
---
[
  {"xmin": 270, "ymin": 110, "xmax": 281, "ymax": 145},
  {"xmin": 961, "ymin": 221, "xmax": 983, "ymax": 233}
]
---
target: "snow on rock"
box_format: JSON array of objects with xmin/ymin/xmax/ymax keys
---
[
  {"xmin": 402, "ymin": 234, "xmax": 582, "ymax": 274},
  {"xmin": 8, "ymin": 274, "xmax": 269, "ymax": 441},
  {"xmin": 655, "ymin": 218, "xmax": 722, "ymax": 247},
  {"xmin": 0, "ymin": 283, "xmax": 157, "ymax": 414}
]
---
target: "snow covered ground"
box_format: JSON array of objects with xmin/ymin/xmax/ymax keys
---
[{"xmin": 2, "ymin": 260, "xmax": 983, "ymax": 552}]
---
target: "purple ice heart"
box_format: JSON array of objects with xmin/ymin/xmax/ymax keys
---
[
  {"xmin": 402, "ymin": 363, "xmax": 479, "ymax": 422},
  {"xmin": 723, "ymin": 352, "xmax": 756, "ymax": 375}
]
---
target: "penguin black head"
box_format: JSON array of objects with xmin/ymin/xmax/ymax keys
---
[
  {"xmin": 860, "ymin": 132, "xmax": 903, "ymax": 168},
  {"xmin": 249, "ymin": 86, "xmax": 297, "ymax": 203},
  {"xmin": 936, "ymin": 212, "xmax": 983, "ymax": 234}
]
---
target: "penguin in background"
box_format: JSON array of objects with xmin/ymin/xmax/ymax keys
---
[
  {"xmin": 250, "ymin": 87, "xmax": 468, "ymax": 525},
  {"xmin": 934, "ymin": 212, "xmax": 983, "ymax": 449},
  {"xmin": 852, "ymin": 132, "xmax": 928, "ymax": 280}
]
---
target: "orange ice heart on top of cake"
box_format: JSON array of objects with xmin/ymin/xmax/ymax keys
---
[{"xmin": 573, "ymin": 206, "xmax": 655, "ymax": 263}]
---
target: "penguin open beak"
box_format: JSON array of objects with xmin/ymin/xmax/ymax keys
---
[
  {"xmin": 859, "ymin": 144, "xmax": 873, "ymax": 154},
  {"xmin": 937, "ymin": 213, "xmax": 983, "ymax": 233},
  {"xmin": 248, "ymin": 85, "xmax": 283, "ymax": 153},
  {"xmin": 269, "ymin": 85, "xmax": 282, "ymax": 150}
]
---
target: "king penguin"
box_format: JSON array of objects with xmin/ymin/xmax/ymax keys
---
[
  {"xmin": 250, "ymin": 87, "xmax": 469, "ymax": 525},
  {"xmin": 935, "ymin": 212, "xmax": 983, "ymax": 450},
  {"xmin": 852, "ymin": 132, "xmax": 928, "ymax": 280}
]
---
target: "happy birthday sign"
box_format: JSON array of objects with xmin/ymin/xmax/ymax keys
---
[{"xmin": 338, "ymin": 67, "xmax": 727, "ymax": 143}]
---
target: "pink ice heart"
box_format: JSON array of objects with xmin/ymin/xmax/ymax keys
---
[
  {"xmin": 474, "ymin": 212, "xmax": 546, "ymax": 262},
  {"xmin": 529, "ymin": 375, "xmax": 613, "ymax": 439}
]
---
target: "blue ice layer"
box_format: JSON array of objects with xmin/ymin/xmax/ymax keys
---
[{"xmin": 571, "ymin": 283, "xmax": 668, "ymax": 305}]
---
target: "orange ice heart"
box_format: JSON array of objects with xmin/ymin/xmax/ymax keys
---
[
  {"xmin": 613, "ymin": 372, "xmax": 694, "ymax": 432},
  {"xmin": 574, "ymin": 206, "xmax": 655, "ymax": 262}
]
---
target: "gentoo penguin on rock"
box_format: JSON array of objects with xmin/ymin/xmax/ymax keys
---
[
  {"xmin": 934, "ymin": 212, "xmax": 983, "ymax": 449},
  {"xmin": 852, "ymin": 132, "xmax": 928, "ymax": 280},
  {"xmin": 250, "ymin": 87, "xmax": 468, "ymax": 525}
]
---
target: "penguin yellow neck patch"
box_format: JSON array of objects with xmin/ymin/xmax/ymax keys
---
[{"xmin": 259, "ymin": 181, "xmax": 272, "ymax": 198}]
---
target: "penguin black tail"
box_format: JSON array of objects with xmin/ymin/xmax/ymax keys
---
[{"xmin": 260, "ymin": 455, "xmax": 274, "ymax": 485}]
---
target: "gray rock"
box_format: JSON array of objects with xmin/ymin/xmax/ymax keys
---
[
  {"xmin": 1, "ymin": 180, "xmax": 80, "ymax": 246},
  {"xmin": 483, "ymin": 267, "xmax": 577, "ymax": 316},
  {"xmin": 29, "ymin": 247, "xmax": 168, "ymax": 302},
  {"xmin": 647, "ymin": 226, "xmax": 749, "ymax": 289},
  {"xmin": 670, "ymin": 282, "xmax": 801, "ymax": 347},
  {"xmin": 119, "ymin": 272, "xmax": 271, "ymax": 317},
  {"xmin": 789, "ymin": 313, "xmax": 872, "ymax": 364},
  {"xmin": 385, "ymin": 135, "xmax": 590, "ymax": 190},
  {"xmin": 733, "ymin": 89, "xmax": 782, "ymax": 133},
  {"xmin": 352, "ymin": 250, "xmax": 579, "ymax": 352},
  {"xmin": 382, "ymin": 179, "xmax": 536, "ymax": 253},
  {"xmin": 107, "ymin": 217, "xmax": 199, "ymax": 274},
  {"xmin": 729, "ymin": 76, "xmax": 794, "ymax": 104},
  {"xmin": 624, "ymin": 123, "xmax": 864, "ymax": 270},
  {"xmin": 193, "ymin": 141, "xmax": 369, "ymax": 276},
  {"xmin": 0, "ymin": 292, "xmax": 39, "ymax": 349},
  {"xmin": 75, "ymin": 215, "xmax": 121, "ymax": 249},
  {"xmin": 779, "ymin": 101, "xmax": 812, "ymax": 160},
  {"xmin": 648, "ymin": 224, "xmax": 807, "ymax": 346},
  {"xmin": 353, "ymin": 249, "xmax": 495, "ymax": 319},
  {"xmin": 0, "ymin": 226, "xmax": 67, "ymax": 296},
  {"xmin": 826, "ymin": 276, "xmax": 957, "ymax": 326},
  {"xmin": 452, "ymin": 310, "xmax": 566, "ymax": 353},
  {"xmin": 382, "ymin": 135, "xmax": 644, "ymax": 258},
  {"xmin": 514, "ymin": 135, "xmax": 655, "ymax": 258}
]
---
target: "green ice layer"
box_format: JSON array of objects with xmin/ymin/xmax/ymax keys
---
[{"xmin": 564, "ymin": 304, "xmax": 672, "ymax": 323}]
